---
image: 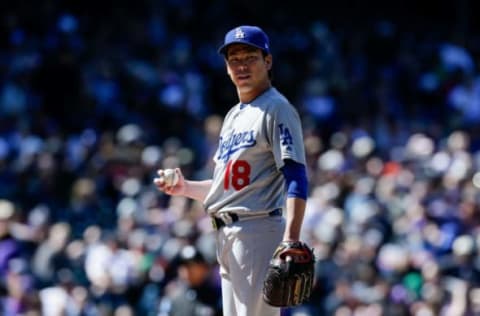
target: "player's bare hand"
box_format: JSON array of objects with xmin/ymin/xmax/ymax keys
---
[{"xmin": 153, "ymin": 168, "xmax": 185, "ymax": 196}]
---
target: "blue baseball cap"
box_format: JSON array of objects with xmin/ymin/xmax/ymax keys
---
[{"xmin": 218, "ymin": 25, "xmax": 270, "ymax": 56}]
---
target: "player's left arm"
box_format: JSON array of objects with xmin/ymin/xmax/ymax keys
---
[
  {"xmin": 283, "ymin": 197, "xmax": 306, "ymax": 241},
  {"xmin": 280, "ymin": 159, "xmax": 307, "ymax": 241}
]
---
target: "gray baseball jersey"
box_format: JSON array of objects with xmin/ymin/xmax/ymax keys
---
[{"xmin": 203, "ymin": 87, "xmax": 306, "ymax": 215}]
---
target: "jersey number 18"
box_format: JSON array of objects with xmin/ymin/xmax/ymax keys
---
[{"xmin": 224, "ymin": 160, "xmax": 251, "ymax": 190}]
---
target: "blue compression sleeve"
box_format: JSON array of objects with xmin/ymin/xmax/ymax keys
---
[{"xmin": 280, "ymin": 159, "xmax": 308, "ymax": 200}]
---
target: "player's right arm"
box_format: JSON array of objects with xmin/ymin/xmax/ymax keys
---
[{"xmin": 154, "ymin": 168, "xmax": 212, "ymax": 203}]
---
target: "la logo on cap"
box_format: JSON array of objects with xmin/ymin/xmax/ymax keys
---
[{"xmin": 234, "ymin": 28, "xmax": 245, "ymax": 39}]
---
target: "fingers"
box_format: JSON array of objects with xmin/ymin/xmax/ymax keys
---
[
  {"xmin": 153, "ymin": 169, "xmax": 166, "ymax": 186},
  {"xmin": 153, "ymin": 168, "xmax": 181, "ymax": 194},
  {"xmin": 153, "ymin": 170, "xmax": 166, "ymax": 191},
  {"xmin": 153, "ymin": 177, "xmax": 165, "ymax": 187},
  {"xmin": 164, "ymin": 185, "xmax": 176, "ymax": 195}
]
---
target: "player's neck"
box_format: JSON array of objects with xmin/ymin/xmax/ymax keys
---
[{"xmin": 237, "ymin": 81, "xmax": 272, "ymax": 104}]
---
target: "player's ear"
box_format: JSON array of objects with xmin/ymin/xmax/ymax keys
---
[
  {"xmin": 265, "ymin": 54, "xmax": 272, "ymax": 71},
  {"xmin": 226, "ymin": 62, "xmax": 233, "ymax": 76}
]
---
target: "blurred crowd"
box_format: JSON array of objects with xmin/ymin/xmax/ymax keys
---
[{"xmin": 2, "ymin": 1, "xmax": 480, "ymax": 315}]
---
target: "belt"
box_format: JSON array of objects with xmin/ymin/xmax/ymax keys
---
[{"xmin": 211, "ymin": 208, "xmax": 282, "ymax": 230}]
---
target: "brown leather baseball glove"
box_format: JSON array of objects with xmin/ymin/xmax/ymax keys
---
[{"xmin": 262, "ymin": 241, "xmax": 315, "ymax": 307}]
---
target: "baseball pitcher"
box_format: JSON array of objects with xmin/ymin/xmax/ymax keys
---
[{"xmin": 155, "ymin": 25, "xmax": 314, "ymax": 316}]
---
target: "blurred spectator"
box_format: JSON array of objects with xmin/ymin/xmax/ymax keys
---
[
  {"xmin": 159, "ymin": 245, "xmax": 221, "ymax": 316},
  {"xmin": 0, "ymin": 200, "xmax": 22, "ymax": 293},
  {"xmin": 1, "ymin": 258, "xmax": 40, "ymax": 316},
  {"xmin": 39, "ymin": 268, "xmax": 97, "ymax": 316}
]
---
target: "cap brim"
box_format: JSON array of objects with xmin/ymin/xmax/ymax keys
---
[{"xmin": 218, "ymin": 40, "xmax": 269, "ymax": 55}]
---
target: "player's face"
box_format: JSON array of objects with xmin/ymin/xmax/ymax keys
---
[{"xmin": 225, "ymin": 44, "xmax": 272, "ymax": 99}]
